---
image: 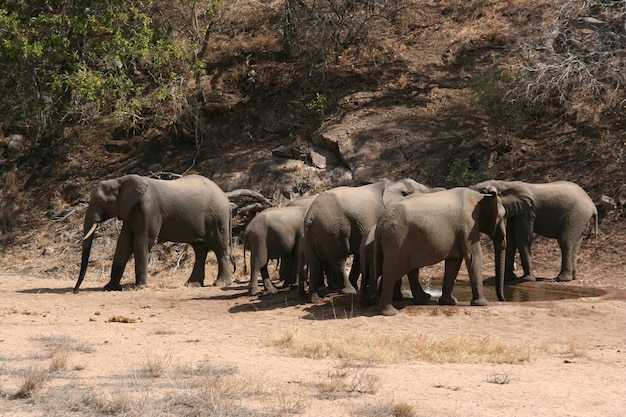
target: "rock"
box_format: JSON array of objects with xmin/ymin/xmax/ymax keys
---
[
  {"xmin": 6, "ymin": 134, "xmax": 27, "ymax": 158},
  {"xmin": 309, "ymin": 145, "xmax": 342, "ymax": 169}
]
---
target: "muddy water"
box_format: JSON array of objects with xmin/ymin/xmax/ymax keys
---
[{"xmin": 403, "ymin": 279, "xmax": 605, "ymax": 302}]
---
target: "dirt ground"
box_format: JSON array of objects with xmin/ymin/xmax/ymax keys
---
[
  {"xmin": 1, "ymin": 225, "xmax": 625, "ymax": 417},
  {"xmin": 1, "ymin": 3, "xmax": 625, "ymax": 415}
]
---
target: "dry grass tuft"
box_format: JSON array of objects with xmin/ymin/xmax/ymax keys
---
[
  {"xmin": 87, "ymin": 388, "xmax": 136, "ymax": 415},
  {"xmin": 351, "ymin": 400, "xmax": 416, "ymax": 417},
  {"xmin": 392, "ymin": 402, "xmax": 417, "ymax": 417},
  {"xmin": 567, "ymin": 338, "xmax": 588, "ymax": 359},
  {"xmin": 13, "ymin": 366, "xmax": 49, "ymax": 399},
  {"xmin": 268, "ymin": 390, "xmax": 309, "ymax": 415},
  {"xmin": 316, "ymin": 365, "xmax": 381, "ymax": 400},
  {"xmin": 142, "ymin": 349, "xmax": 173, "ymax": 378},
  {"xmin": 49, "ymin": 347, "xmax": 71, "ymax": 372},
  {"xmin": 264, "ymin": 326, "xmax": 549, "ymax": 364},
  {"xmin": 486, "ymin": 371, "xmax": 513, "ymax": 385},
  {"xmin": 32, "ymin": 334, "xmax": 94, "ymax": 354},
  {"xmin": 177, "ymin": 361, "xmax": 239, "ymax": 379}
]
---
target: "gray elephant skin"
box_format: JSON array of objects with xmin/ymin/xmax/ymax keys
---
[
  {"xmin": 243, "ymin": 196, "xmax": 316, "ymax": 296},
  {"xmin": 373, "ymin": 188, "xmax": 506, "ymax": 316},
  {"xmin": 359, "ymin": 224, "xmax": 431, "ymax": 305},
  {"xmin": 471, "ymin": 180, "xmax": 597, "ymax": 282},
  {"xmin": 303, "ymin": 179, "xmax": 436, "ymax": 302},
  {"xmin": 74, "ymin": 174, "xmax": 235, "ymax": 293}
]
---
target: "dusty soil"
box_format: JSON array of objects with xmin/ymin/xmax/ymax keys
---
[{"xmin": 1, "ymin": 227, "xmax": 625, "ymax": 417}]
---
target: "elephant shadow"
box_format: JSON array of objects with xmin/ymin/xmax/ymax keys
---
[
  {"xmin": 227, "ymin": 287, "xmax": 309, "ymax": 313},
  {"xmin": 300, "ymin": 293, "xmax": 421, "ymax": 320},
  {"xmin": 483, "ymin": 275, "xmax": 556, "ymax": 286},
  {"xmin": 18, "ymin": 286, "xmax": 102, "ymax": 294}
]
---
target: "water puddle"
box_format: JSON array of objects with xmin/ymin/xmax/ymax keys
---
[{"xmin": 402, "ymin": 279, "xmax": 605, "ymax": 303}]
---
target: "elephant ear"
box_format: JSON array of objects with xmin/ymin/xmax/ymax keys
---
[
  {"xmin": 498, "ymin": 182, "xmax": 533, "ymax": 217},
  {"xmin": 117, "ymin": 175, "xmax": 148, "ymax": 220},
  {"xmin": 478, "ymin": 190, "xmax": 506, "ymax": 239}
]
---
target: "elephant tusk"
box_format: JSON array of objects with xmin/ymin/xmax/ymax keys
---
[{"xmin": 83, "ymin": 223, "xmax": 98, "ymax": 241}]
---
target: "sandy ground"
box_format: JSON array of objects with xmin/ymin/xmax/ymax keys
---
[{"xmin": 1, "ymin": 234, "xmax": 625, "ymax": 417}]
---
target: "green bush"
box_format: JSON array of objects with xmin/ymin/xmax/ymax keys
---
[{"xmin": 0, "ymin": 0, "xmax": 208, "ymax": 141}]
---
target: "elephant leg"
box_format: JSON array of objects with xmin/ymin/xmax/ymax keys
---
[
  {"xmin": 187, "ymin": 244, "xmax": 208, "ymax": 287},
  {"xmin": 465, "ymin": 249, "xmax": 488, "ymax": 307},
  {"xmin": 439, "ymin": 257, "xmax": 463, "ymax": 306},
  {"xmin": 105, "ymin": 224, "xmax": 133, "ymax": 291},
  {"xmin": 211, "ymin": 228, "xmax": 233, "ymax": 287},
  {"xmin": 260, "ymin": 263, "xmax": 277, "ymax": 294},
  {"xmin": 279, "ymin": 256, "xmax": 297, "ymax": 288},
  {"xmin": 407, "ymin": 269, "xmax": 431, "ymax": 305},
  {"xmin": 379, "ymin": 272, "xmax": 402, "ymax": 316},
  {"xmin": 247, "ymin": 260, "xmax": 262, "ymax": 296},
  {"xmin": 348, "ymin": 254, "xmax": 361, "ymax": 291},
  {"xmin": 212, "ymin": 246, "xmax": 233, "ymax": 287},
  {"xmin": 296, "ymin": 243, "xmax": 308, "ymax": 297},
  {"xmin": 132, "ymin": 234, "xmax": 153, "ymax": 288},
  {"xmin": 392, "ymin": 278, "xmax": 403, "ymax": 300},
  {"xmin": 556, "ymin": 236, "xmax": 582, "ymax": 282},
  {"xmin": 515, "ymin": 218, "xmax": 535, "ymax": 282},
  {"xmin": 308, "ymin": 256, "xmax": 324, "ymax": 303},
  {"xmin": 330, "ymin": 257, "xmax": 357, "ymax": 295},
  {"xmin": 504, "ymin": 220, "xmax": 518, "ymax": 282}
]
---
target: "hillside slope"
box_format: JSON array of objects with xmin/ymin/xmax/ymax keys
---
[{"xmin": 0, "ymin": 0, "xmax": 624, "ymax": 286}]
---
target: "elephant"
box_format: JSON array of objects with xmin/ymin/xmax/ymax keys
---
[
  {"xmin": 74, "ymin": 174, "xmax": 235, "ymax": 293},
  {"xmin": 303, "ymin": 179, "xmax": 436, "ymax": 302},
  {"xmin": 243, "ymin": 196, "xmax": 316, "ymax": 296},
  {"xmin": 373, "ymin": 187, "xmax": 506, "ymax": 316},
  {"xmin": 470, "ymin": 180, "xmax": 597, "ymax": 282},
  {"xmin": 359, "ymin": 224, "xmax": 432, "ymax": 305}
]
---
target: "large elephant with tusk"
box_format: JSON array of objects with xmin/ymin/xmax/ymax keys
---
[{"xmin": 74, "ymin": 174, "xmax": 235, "ymax": 293}]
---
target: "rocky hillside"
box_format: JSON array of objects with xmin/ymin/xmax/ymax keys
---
[{"xmin": 0, "ymin": 0, "xmax": 624, "ymax": 281}]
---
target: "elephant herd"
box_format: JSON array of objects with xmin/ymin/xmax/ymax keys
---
[{"xmin": 73, "ymin": 174, "xmax": 598, "ymax": 316}]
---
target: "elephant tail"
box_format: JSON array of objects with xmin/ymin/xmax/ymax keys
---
[
  {"xmin": 369, "ymin": 232, "xmax": 384, "ymax": 303},
  {"xmin": 591, "ymin": 210, "xmax": 599, "ymax": 245},
  {"xmin": 229, "ymin": 211, "xmax": 237, "ymax": 274},
  {"xmin": 242, "ymin": 231, "xmax": 248, "ymax": 275}
]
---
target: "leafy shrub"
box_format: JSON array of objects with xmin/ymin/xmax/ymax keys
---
[{"xmin": 0, "ymin": 0, "xmax": 210, "ymax": 141}]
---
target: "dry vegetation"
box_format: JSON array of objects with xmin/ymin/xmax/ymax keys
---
[{"xmin": 263, "ymin": 327, "xmax": 550, "ymax": 364}]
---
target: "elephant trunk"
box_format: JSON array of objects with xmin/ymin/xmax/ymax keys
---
[
  {"xmin": 494, "ymin": 235, "xmax": 506, "ymax": 302},
  {"xmin": 74, "ymin": 209, "xmax": 102, "ymax": 293},
  {"xmin": 74, "ymin": 233, "xmax": 95, "ymax": 293}
]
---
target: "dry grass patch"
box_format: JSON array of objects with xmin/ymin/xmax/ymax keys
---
[
  {"xmin": 351, "ymin": 401, "xmax": 417, "ymax": 417},
  {"xmin": 11, "ymin": 359, "xmax": 274, "ymax": 416},
  {"xmin": 267, "ymin": 390, "xmax": 309, "ymax": 416},
  {"xmin": 142, "ymin": 349, "xmax": 173, "ymax": 378},
  {"xmin": 264, "ymin": 326, "xmax": 549, "ymax": 364},
  {"xmin": 486, "ymin": 371, "xmax": 513, "ymax": 385},
  {"xmin": 315, "ymin": 365, "xmax": 381, "ymax": 400},
  {"xmin": 32, "ymin": 334, "xmax": 94, "ymax": 354},
  {"xmin": 48, "ymin": 347, "xmax": 71, "ymax": 372},
  {"xmin": 13, "ymin": 366, "xmax": 49, "ymax": 399}
]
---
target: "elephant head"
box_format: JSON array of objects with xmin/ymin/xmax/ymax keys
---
[
  {"xmin": 475, "ymin": 188, "xmax": 507, "ymax": 302},
  {"xmin": 74, "ymin": 175, "xmax": 148, "ymax": 293},
  {"xmin": 382, "ymin": 178, "xmax": 435, "ymax": 207},
  {"xmin": 472, "ymin": 180, "xmax": 533, "ymax": 218}
]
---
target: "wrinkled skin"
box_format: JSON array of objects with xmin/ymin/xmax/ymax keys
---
[
  {"xmin": 74, "ymin": 174, "xmax": 235, "ymax": 293},
  {"xmin": 471, "ymin": 180, "xmax": 597, "ymax": 282},
  {"xmin": 374, "ymin": 188, "xmax": 506, "ymax": 316},
  {"xmin": 243, "ymin": 196, "xmax": 316, "ymax": 296},
  {"xmin": 303, "ymin": 179, "xmax": 436, "ymax": 303},
  {"xmin": 359, "ymin": 225, "xmax": 432, "ymax": 306}
]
